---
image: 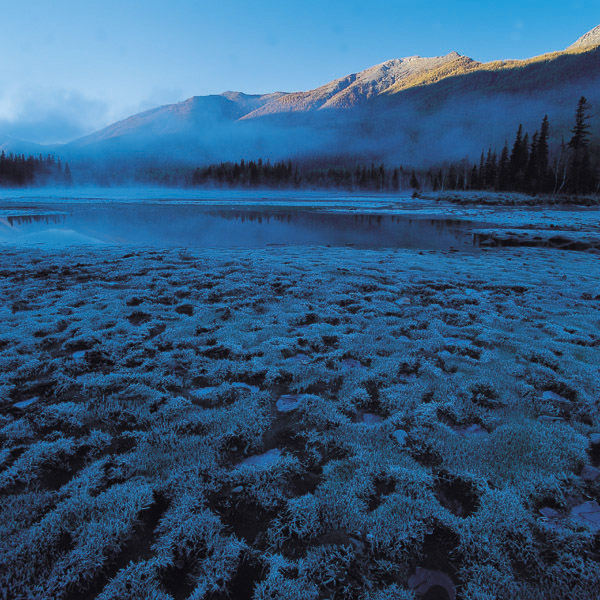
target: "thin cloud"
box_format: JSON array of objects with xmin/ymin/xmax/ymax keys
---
[{"xmin": 0, "ymin": 89, "xmax": 109, "ymax": 145}]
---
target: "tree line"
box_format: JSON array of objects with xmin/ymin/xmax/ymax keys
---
[
  {"xmin": 188, "ymin": 159, "xmax": 416, "ymax": 192},
  {"xmin": 427, "ymin": 96, "xmax": 598, "ymax": 196},
  {"xmin": 0, "ymin": 152, "xmax": 72, "ymax": 186},
  {"xmin": 181, "ymin": 97, "xmax": 598, "ymax": 196},
  {"xmin": 2, "ymin": 97, "xmax": 597, "ymax": 196}
]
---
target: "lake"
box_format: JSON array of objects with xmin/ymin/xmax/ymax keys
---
[{"xmin": 0, "ymin": 192, "xmax": 485, "ymax": 249}]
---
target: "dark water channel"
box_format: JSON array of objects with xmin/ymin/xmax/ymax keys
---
[{"xmin": 0, "ymin": 204, "xmax": 483, "ymax": 249}]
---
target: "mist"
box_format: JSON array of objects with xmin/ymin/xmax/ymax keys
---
[
  {"xmin": 53, "ymin": 76, "xmax": 600, "ymax": 187},
  {"xmin": 0, "ymin": 89, "xmax": 110, "ymax": 145},
  {"xmin": 3, "ymin": 44, "xmax": 599, "ymax": 189}
]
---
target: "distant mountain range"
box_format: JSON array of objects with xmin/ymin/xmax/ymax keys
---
[
  {"xmin": 0, "ymin": 135, "xmax": 49, "ymax": 155},
  {"xmin": 4, "ymin": 26, "xmax": 600, "ymax": 169}
]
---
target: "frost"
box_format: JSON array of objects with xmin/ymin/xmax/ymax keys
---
[
  {"xmin": 0, "ymin": 215, "xmax": 599, "ymax": 597},
  {"xmin": 239, "ymin": 448, "xmax": 283, "ymax": 468}
]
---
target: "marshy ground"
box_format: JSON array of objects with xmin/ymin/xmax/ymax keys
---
[{"xmin": 0, "ymin": 214, "xmax": 599, "ymax": 598}]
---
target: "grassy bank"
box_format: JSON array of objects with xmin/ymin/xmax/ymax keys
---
[
  {"xmin": 0, "ymin": 245, "xmax": 599, "ymax": 599},
  {"xmin": 421, "ymin": 191, "xmax": 600, "ymax": 206}
]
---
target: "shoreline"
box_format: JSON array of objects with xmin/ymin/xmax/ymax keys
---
[
  {"xmin": 1, "ymin": 185, "xmax": 599, "ymax": 207},
  {"xmin": 421, "ymin": 190, "xmax": 600, "ymax": 206}
]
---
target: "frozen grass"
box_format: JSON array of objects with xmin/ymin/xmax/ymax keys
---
[
  {"xmin": 422, "ymin": 191, "xmax": 600, "ymax": 207},
  {"xmin": 0, "ymin": 244, "xmax": 599, "ymax": 599}
]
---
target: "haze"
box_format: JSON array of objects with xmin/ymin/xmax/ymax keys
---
[{"xmin": 1, "ymin": 0, "xmax": 599, "ymax": 144}]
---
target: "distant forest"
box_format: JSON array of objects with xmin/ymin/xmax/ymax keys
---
[
  {"xmin": 429, "ymin": 96, "xmax": 599, "ymax": 196},
  {"xmin": 179, "ymin": 96, "xmax": 599, "ymax": 196},
  {"xmin": 0, "ymin": 153, "xmax": 72, "ymax": 186},
  {"xmin": 3, "ymin": 97, "xmax": 599, "ymax": 197}
]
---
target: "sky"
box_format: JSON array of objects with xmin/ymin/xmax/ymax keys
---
[{"xmin": 0, "ymin": 0, "xmax": 598, "ymax": 144}]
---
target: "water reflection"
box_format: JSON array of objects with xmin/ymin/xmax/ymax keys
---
[
  {"xmin": 5, "ymin": 214, "xmax": 66, "ymax": 227},
  {"xmin": 202, "ymin": 209, "xmax": 474, "ymax": 249},
  {"xmin": 0, "ymin": 205, "xmax": 479, "ymax": 249}
]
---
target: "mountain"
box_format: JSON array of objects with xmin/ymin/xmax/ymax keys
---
[
  {"xmin": 0, "ymin": 135, "xmax": 54, "ymax": 156},
  {"xmin": 240, "ymin": 53, "xmax": 464, "ymax": 117},
  {"xmin": 72, "ymin": 92, "xmax": 286, "ymax": 147},
  {"xmin": 568, "ymin": 25, "xmax": 600, "ymax": 49},
  {"xmin": 64, "ymin": 25, "xmax": 600, "ymax": 168},
  {"xmin": 73, "ymin": 55, "xmax": 463, "ymax": 147}
]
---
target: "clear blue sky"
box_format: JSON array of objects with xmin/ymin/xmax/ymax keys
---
[{"xmin": 0, "ymin": 0, "xmax": 598, "ymax": 143}]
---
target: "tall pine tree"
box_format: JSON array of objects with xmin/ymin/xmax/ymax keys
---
[
  {"xmin": 509, "ymin": 124, "xmax": 529, "ymax": 191},
  {"xmin": 568, "ymin": 96, "xmax": 593, "ymax": 195},
  {"xmin": 537, "ymin": 115, "xmax": 550, "ymax": 191},
  {"xmin": 497, "ymin": 142, "xmax": 511, "ymax": 191}
]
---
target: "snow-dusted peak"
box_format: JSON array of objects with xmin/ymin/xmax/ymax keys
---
[
  {"xmin": 568, "ymin": 25, "xmax": 600, "ymax": 50},
  {"xmin": 241, "ymin": 51, "xmax": 465, "ymax": 117}
]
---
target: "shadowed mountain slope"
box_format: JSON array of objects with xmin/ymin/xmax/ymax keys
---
[
  {"xmin": 63, "ymin": 25, "xmax": 600, "ymax": 166},
  {"xmin": 0, "ymin": 135, "xmax": 54, "ymax": 155},
  {"xmin": 72, "ymin": 92, "xmax": 287, "ymax": 147}
]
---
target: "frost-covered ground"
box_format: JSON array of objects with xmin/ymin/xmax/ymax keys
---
[
  {"xmin": 422, "ymin": 191, "xmax": 600, "ymax": 207},
  {"xmin": 1, "ymin": 238, "xmax": 599, "ymax": 600}
]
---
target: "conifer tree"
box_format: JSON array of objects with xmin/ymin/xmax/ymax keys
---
[
  {"xmin": 478, "ymin": 151, "xmax": 485, "ymax": 186},
  {"xmin": 537, "ymin": 115, "xmax": 550, "ymax": 191},
  {"xmin": 484, "ymin": 148, "xmax": 498, "ymax": 189},
  {"xmin": 470, "ymin": 164, "xmax": 478, "ymax": 190},
  {"xmin": 525, "ymin": 131, "xmax": 539, "ymax": 193},
  {"xmin": 64, "ymin": 162, "xmax": 73, "ymax": 184},
  {"xmin": 392, "ymin": 168, "xmax": 399, "ymax": 191},
  {"xmin": 497, "ymin": 142, "xmax": 510, "ymax": 191},
  {"xmin": 568, "ymin": 96, "xmax": 593, "ymax": 195},
  {"xmin": 410, "ymin": 171, "xmax": 420, "ymax": 190},
  {"xmin": 510, "ymin": 125, "xmax": 530, "ymax": 191}
]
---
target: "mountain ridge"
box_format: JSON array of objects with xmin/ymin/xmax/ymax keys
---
[
  {"xmin": 240, "ymin": 52, "xmax": 465, "ymax": 118},
  {"xmin": 0, "ymin": 134, "xmax": 53, "ymax": 155},
  {"xmin": 47, "ymin": 24, "xmax": 600, "ymax": 166},
  {"xmin": 568, "ymin": 24, "xmax": 600, "ymax": 49}
]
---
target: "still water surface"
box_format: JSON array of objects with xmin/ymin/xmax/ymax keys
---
[{"xmin": 0, "ymin": 200, "xmax": 483, "ymax": 249}]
